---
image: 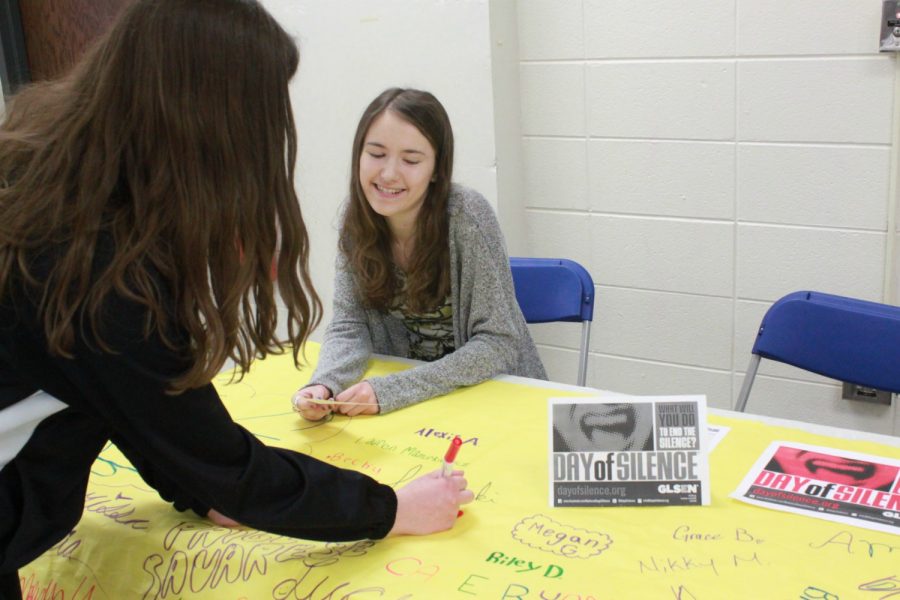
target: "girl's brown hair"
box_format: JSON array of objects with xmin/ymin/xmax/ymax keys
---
[
  {"xmin": 342, "ymin": 88, "xmax": 454, "ymax": 313},
  {"xmin": 0, "ymin": 0, "xmax": 321, "ymax": 392}
]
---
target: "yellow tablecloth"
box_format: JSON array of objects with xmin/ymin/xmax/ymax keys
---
[{"xmin": 20, "ymin": 345, "xmax": 900, "ymax": 599}]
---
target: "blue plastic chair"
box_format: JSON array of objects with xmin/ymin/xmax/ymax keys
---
[
  {"xmin": 509, "ymin": 257, "xmax": 595, "ymax": 386},
  {"xmin": 735, "ymin": 290, "xmax": 900, "ymax": 412}
]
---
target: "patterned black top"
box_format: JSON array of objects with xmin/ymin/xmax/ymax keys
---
[{"xmin": 388, "ymin": 268, "xmax": 455, "ymax": 361}]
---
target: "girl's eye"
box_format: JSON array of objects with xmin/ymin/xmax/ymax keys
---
[
  {"xmin": 367, "ymin": 152, "xmax": 385, "ymax": 159},
  {"xmin": 403, "ymin": 160, "xmax": 421, "ymax": 166}
]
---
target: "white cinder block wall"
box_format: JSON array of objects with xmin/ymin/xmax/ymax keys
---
[{"xmin": 506, "ymin": 0, "xmax": 900, "ymax": 434}]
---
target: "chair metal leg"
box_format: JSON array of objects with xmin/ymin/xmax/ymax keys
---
[
  {"xmin": 734, "ymin": 354, "xmax": 761, "ymax": 412},
  {"xmin": 577, "ymin": 321, "xmax": 591, "ymax": 387}
]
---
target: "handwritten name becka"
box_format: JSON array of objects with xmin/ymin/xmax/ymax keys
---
[{"xmin": 554, "ymin": 451, "xmax": 698, "ymax": 482}]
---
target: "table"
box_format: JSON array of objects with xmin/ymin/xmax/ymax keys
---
[{"xmin": 20, "ymin": 345, "xmax": 900, "ymax": 599}]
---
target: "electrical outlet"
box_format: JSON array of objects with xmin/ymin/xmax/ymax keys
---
[{"xmin": 841, "ymin": 382, "xmax": 893, "ymax": 405}]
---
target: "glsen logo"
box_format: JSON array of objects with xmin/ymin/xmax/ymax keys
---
[{"xmin": 658, "ymin": 484, "xmax": 699, "ymax": 494}]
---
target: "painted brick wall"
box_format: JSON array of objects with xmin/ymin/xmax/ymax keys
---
[{"xmin": 512, "ymin": 0, "xmax": 899, "ymax": 433}]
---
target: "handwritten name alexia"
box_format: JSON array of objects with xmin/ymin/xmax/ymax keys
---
[{"xmin": 415, "ymin": 427, "xmax": 479, "ymax": 445}]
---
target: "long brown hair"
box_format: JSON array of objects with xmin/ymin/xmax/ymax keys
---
[
  {"xmin": 341, "ymin": 88, "xmax": 454, "ymax": 313},
  {"xmin": 0, "ymin": 0, "xmax": 321, "ymax": 392}
]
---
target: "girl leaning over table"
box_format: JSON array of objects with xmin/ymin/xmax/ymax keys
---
[
  {"xmin": 0, "ymin": 3, "xmax": 473, "ymax": 598},
  {"xmin": 293, "ymin": 88, "xmax": 547, "ymax": 421}
]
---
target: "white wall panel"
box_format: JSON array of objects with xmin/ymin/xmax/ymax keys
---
[
  {"xmin": 518, "ymin": 0, "xmax": 584, "ymax": 61},
  {"xmin": 589, "ymin": 139, "xmax": 734, "ymax": 218},
  {"xmin": 738, "ymin": 144, "xmax": 889, "ymax": 230},
  {"xmin": 590, "ymin": 216, "xmax": 734, "ymax": 296},
  {"xmin": 523, "ymin": 138, "xmax": 589, "ymax": 210},
  {"xmin": 738, "ymin": 59, "xmax": 894, "ymax": 144},
  {"xmin": 736, "ymin": 225, "xmax": 885, "ymax": 302},
  {"xmin": 593, "ymin": 287, "xmax": 734, "ymax": 369},
  {"xmin": 584, "ymin": 0, "xmax": 735, "ymax": 58},
  {"xmin": 738, "ymin": 0, "xmax": 882, "ymax": 56},
  {"xmin": 587, "ymin": 61, "xmax": 735, "ymax": 140},
  {"xmin": 520, "ymin": 63, "xmax": 585, "ymax": 136}
]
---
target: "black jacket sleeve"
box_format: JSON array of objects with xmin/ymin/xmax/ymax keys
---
[
  {"xmin": 50, "ymin": 291, "xmax": 397, "ymax": 542},
  {"xmin": 108, "ymin": 432, "xmax": 210, "ymax": 516}
]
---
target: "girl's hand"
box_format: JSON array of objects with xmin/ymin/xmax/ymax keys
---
[
  {"xmin": 207, "ymin": 508, "xmax": 242, "ymax": 528},
  {"xmin": 292, "ymin": 384, "xmax": 333, "ymax": 421},
  {"xmin": 388, "ymin": 469, "xmax": 474, "ymax": 536},
  {"xmin": 334, "ymin": 381, "xmax": 379, "ymax": 417}
]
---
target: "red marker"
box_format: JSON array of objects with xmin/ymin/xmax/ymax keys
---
[
  {"xmin": 442, "ymin": 435, "xmax": 463, "ymax": 477},
  {"xmin": 442, "ymin": 436, "xmax": 465, "ymax": 518}
]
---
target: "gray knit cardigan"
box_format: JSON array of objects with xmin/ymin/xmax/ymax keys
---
[{"xmin": 308, "ymin": 184, "xmax": 548, "ymax": 413}]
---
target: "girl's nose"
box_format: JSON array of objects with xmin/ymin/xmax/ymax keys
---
[{"xmin": 380, "ymin": 158, "xmax": 399, "ymax": 181}]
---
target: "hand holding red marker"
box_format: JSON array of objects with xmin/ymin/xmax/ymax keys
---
[
  {"xmin": 442, "ymin": 435, "xmax": 463, "ymax": 477},
  {"xmin": 387, "ymin": 435, "xmax": 473, "ymax": 535},
  {"xmin": 442, "ymin": 435, "xmax": 465, "ymax": 516}
]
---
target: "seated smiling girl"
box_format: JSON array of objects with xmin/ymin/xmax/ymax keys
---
[{"xmin": 294, "ymin": 88, "xmax": 546, "ymax": 420}]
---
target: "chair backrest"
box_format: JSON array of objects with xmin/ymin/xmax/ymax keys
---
[
  {"xmin": 735, "ymin": 290, "xmax": 900, "ymax": 412},
  {"xmin": 509, "ymin": 257, "xmax": 595, "ymax": 386},
  {"xmin": 509, "ymin": 258, "xmax": 594, "ymax": 324},
  {"xmin": 753, "ymin": 291, "xmax": 900, "ymax": 391}
]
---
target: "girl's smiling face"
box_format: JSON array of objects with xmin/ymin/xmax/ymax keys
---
[{"xmin": 358, "ymin": 110, "xmax": 436, "ymax": 228}]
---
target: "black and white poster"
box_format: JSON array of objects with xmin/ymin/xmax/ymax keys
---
[{"xmin": 549, "ymin": 396, "xmax": 711, "ymax": 507}]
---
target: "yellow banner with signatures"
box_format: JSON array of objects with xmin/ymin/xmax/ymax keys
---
[{"xmin": 19, "ymin": 344, "xmax": 900, "ymax": 599}]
